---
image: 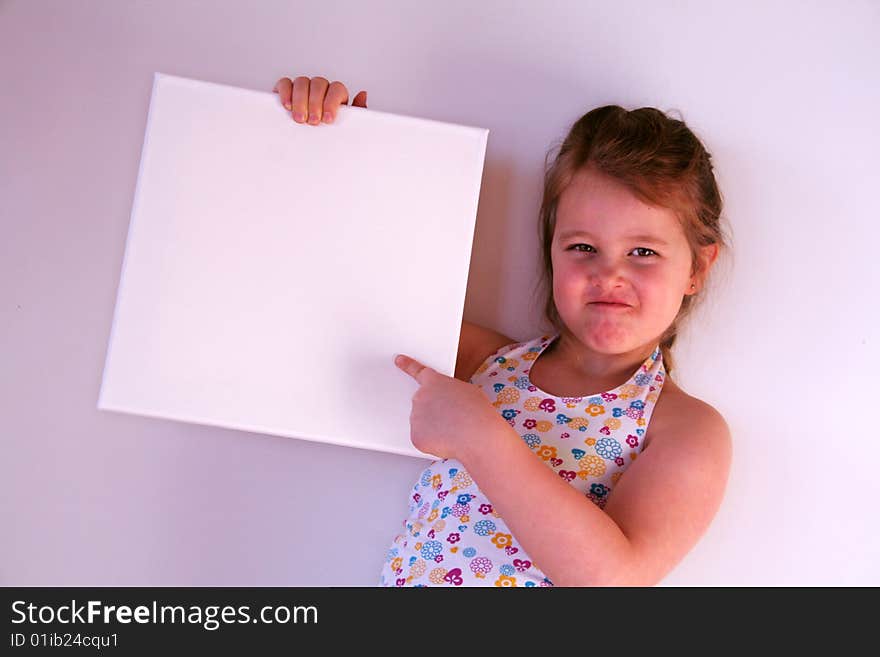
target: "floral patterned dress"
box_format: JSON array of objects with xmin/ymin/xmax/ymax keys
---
[{"xmin": 378, "ymin": 333, "xmax": 667, "ymax": 587}]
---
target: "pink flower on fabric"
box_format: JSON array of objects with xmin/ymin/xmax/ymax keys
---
[{"xmin": 444, "ymin": 568, "xmax": 464, "ymax": 586}]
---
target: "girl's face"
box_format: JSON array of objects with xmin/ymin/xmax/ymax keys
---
[{"xmin": 551, "ymin": 166, "xmax": 697, "ymax": 356}]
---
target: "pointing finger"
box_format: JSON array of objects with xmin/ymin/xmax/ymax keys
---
[{"xmin": 394, "ymin": 354, "xmax": 430, "ymax": 381}]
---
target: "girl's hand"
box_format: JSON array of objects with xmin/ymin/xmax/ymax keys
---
[
  {"xmin": 272, "ymin": 76, "xmax": 368, "ymax": 125},
  {"xmin": 394, "ymin": 354, "xmax": 507, "ymax": 461}
]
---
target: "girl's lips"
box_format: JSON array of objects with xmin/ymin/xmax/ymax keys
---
[{"xmin": 590, "ymin": 302, "xmax": 630, "ymax": 309}]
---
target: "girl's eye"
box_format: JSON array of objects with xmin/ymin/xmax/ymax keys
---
[{"xmin": 632, "ymin": 247, "xmax": 658, "ymax": 257}]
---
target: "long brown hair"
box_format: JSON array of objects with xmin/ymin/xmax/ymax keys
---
[{"xmin": 531, "ymin": 105, "xmax": 729, "ymax": 375}]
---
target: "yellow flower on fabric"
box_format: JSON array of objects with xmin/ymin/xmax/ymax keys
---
[
  {"xmin": 427, "ymin": 508, "xmax": 438, "ymax": 522},
  {"xmin": 618, "ymin": 384, "xmax": 641, "ymax": 399},
  {"xmin": 496, "ymin": 387, "xmax": 520, "ymax": 404},
  {"xmin": 524, "ymin": 397, "xmax": 543, "ymax": 411},
  {"xmin": 535, "ymin": 420, "xmax": 553, "ymax": 432},
  {"xmin": 431, "ymin": 474, "xmax": 441, "ymax": 489},
  {"xmin": 604, "ymin": 418, "xmax": 622, "ymax": 431},
  {"xmin": 578, "ymin": 454, "xmax": 606, "ymax": 476},
  {"xmin": 585, "ymin": 437, "xmax": 596, "ymax": 446},
  {"xmin": 536, "ymin": 445, "xmax": 558, "ymax": 461},
  {"xmin": 495, "ymin": 575, "xmax": 517, "ymax": 587},
  {"xmin": 492, "ymin": 533, "xmax": 513, "ymax": 549},
  {"xmin": 428, "ymin": 568, "xmax": 448, "ymax": 584},
  {"xmin": 433, "ymin": 519, "xmax": 446, "ymax": 532},
  {"xmin": 567, "ymin": 417, "xmax": 589, "ymax": 431},
  {"xmin": 391, "ymin": 557, "xmax": 403, "ymax": 573},
  {"xmin": 586, "ymin": 404, "xmax": 604, "ymax": 417}
]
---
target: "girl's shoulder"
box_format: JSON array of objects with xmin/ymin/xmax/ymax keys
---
[
  {"xmin": 644, "ymin": 376, "xmax": 731, "ymax": 451},
  {"xmin": 454, "ymin": 321, "xmax": 519, "ymax": 382}
]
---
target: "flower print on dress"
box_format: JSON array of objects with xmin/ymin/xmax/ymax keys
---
[
  {"xmin": 470, "ymin": 557, "xmax": 493, "ymax": 578},
  {"xmin": 491, "ymin": 533, "xmax": 513, "ymax": 549},
  {"xmin": 419, "ymin": 540, "xmax": 443, "ymax": 560},
  {"xmin": 495, "ymin": 387, "xmax": 520, "ymax": 405},
  {"xmin": 512, "ymin": 376, "xmax": 532, "ymax": 391},
  {"xmin": 595, "ymin": 437, "xmax": 623, "ymax": 460},
  {"xmin": 473, "ymin": 519, "xmax": 496, "ymax": 536},
  {"xmin": 378, "ymin": 334, "xmax": 667, "ymax": 587}
]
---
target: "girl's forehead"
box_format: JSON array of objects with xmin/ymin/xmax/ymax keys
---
[{"xmin": 556, "ymin": 168, "xmax": 683, "ymax": 239}]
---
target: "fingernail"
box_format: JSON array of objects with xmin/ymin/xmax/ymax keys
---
[
  {"xmin": 394, "ymin": 355, "xmax": 403, "ymax": 366},
  {"xmin": 294, "ymin": 112, "xmax": 304, "ymax": 122},
  {"xmin": 308, "ymin": 114, "xmax": 319, "ymax": 124},
  {"xmin": 323, "ymin": 112, "xmax": 333, "ymax": 123},
  {"xmin": 284, "ymin": 102, "xmax": 291, "ymax": 110}
]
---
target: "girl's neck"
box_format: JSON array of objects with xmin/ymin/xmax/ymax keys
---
[{"xmin": 546, "ymin": 329, "xmax": 658, "ymax": 385}]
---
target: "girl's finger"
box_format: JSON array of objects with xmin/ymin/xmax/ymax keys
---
[
  {"xmin": 351, "ymin": 90, "xmax": 368, "ymax": 108},
  {"xmin": 291, "ymin": 76, "xmax": 311, "ymax": 123},
  {"xmin": 307, "ymin": 76, "xmax": 330, "ymax": 125},
  {"xmin": 322, "ymin": 81, "xmax": 349, "ymax": 123},
  {"xmin": 274, "ymin": 77, "xmax": 293, "ymax": 111}
]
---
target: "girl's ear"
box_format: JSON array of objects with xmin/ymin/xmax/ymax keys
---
[{"xmin": 691, "ymin": 243, "xmax": 720, "ymax": 291}]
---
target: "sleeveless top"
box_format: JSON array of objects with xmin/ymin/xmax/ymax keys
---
[{"xmin": 378, "ymin": 332, "xmax": 667, "ymax": 587}]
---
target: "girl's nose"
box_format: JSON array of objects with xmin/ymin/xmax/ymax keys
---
[{"xmin": 588, "ymin": 258, "xmax": 624, "ymax": 288}]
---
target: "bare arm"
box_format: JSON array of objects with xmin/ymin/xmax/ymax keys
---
[
  {"xmin": 454, "ymin": 320, "xmax": 516, "ymax": 382},
  {"xmin": 457, "ymin": 399, "xmax": 733, "ymax": 586}
]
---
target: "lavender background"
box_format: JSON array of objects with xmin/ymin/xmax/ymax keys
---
[{"xmin": 2, "ymin": 0, "xmax": 878, "ymax": 585}]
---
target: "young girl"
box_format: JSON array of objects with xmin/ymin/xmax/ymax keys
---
[{"xmin": 273, "ymin": 76, "xmax": 732, "ymax": 587}]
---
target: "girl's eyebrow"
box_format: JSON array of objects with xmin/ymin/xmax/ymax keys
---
[{"xmin": 557, "ymin": 230, "xmax": 670, "ymax": 247}]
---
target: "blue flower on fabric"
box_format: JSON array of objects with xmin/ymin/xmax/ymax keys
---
[
  {"xmin": 636, "ymin": 428, "xmax": 645, "ymax": 436},
  {"xmin": 590, "ymin": 483, "xmax": 609, "ymax": 497},
  {"xmin": 495, "ymin": 356, "xmax": 508, "ymax": 365},
  {"xmin": 420, "ymin": 470, "xmax": 433, "ymax": 487},
  {"xmin": 588, "ymin": 396, "xmax": 603, "ymax": 405},
  {"xmin": 595, "ymin": 437, "xmax": 623, "ymax": 459},
  {"xmin": 420, "ymin": 540, "xmax": 443, "ymax": 560},
  {"xmin": 635, "ymin": 372, "xmax": 651, "ymax": 386},
  {"xmin": 513, "ymin": 376, "xmax": 532, "ymax": 390},
  {"xmin": 630, "ymin": 399, "xmax": 645, "ymax": 410},
  {"xmin": 441, "ymin": 507, "xmax": 450, "ymax": 519},
  {"xmin": 522, "ymin": 434, "xmax": 541, "ymax": 449},
  {"xmin": 525, "ymin": 581, "xmax": 536, "ymax": 587},
  {"xmin": 556, "ymin": 413, "xmax": 572, "ymax": 425},
  {"xmin": 474, "ymin": 519, "xmax": 497, "ymax": 536},
  {"xmin": 387, "ymin": 548, "xmax": 399, "ymax": 560},
  {"xmin": 493, "ymin": 383, "xmax": 505, "ymax": 393},
  {"xmin": 612, "ymin": 407, "xmax": 624, "ymax": 418},
  {"xmin": 463, "ymin": 547, "xmax": 477, "ymax": 558},
  {"xmin": 431, "ymin": 500, "xmax": 440, "ymax": 509},
  {"xmin": 501, "ymin": 409, "xmax": 517, "ymax": 420},
  {"xmin": 572, "ymin": 448, "xmax": 585, "ymax": 459},
  {"xmin": 500, "ymin": 564, "xmax": 515, "ymax": 576},
  {"xmin": 457, "ymin": 494, "xmax": 473, "ymax": 504},
  {"xmin": 448, "ymin": 468, "xmax": 458, "ymax": 477},
  {"xmin": 408, "ymin": 556, "xmax": 417, "ymax": 566}
]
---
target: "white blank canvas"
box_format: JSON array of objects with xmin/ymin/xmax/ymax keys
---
[{"xmin": 98, "ymin": 72, "xmax": 489, "ymax": 459}]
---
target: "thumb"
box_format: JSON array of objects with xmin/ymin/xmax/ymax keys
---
[{"xmin": 351, "ymin": 90, "xmax": 368, "ymax": 108}]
